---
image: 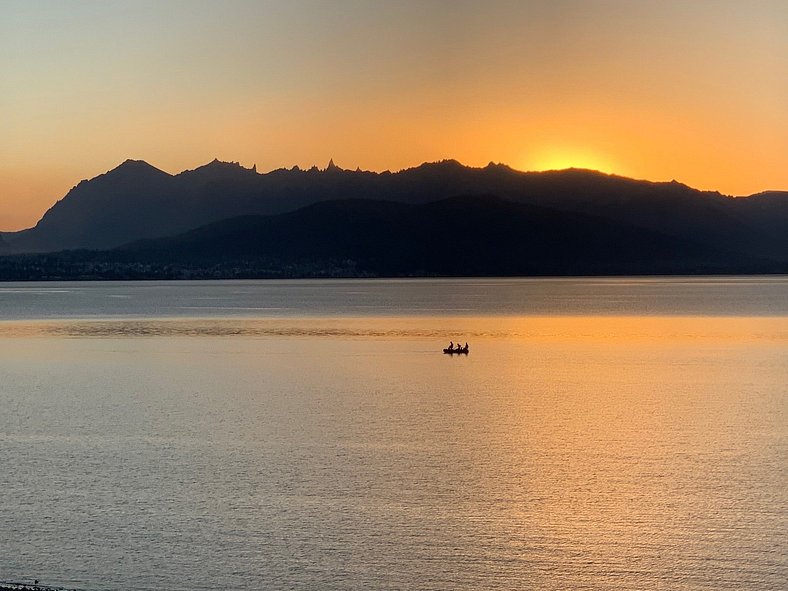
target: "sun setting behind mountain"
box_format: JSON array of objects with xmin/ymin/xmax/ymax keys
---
[
  {"xmin": 1, "ymin": 1, "xmax": 786, "ymax": 231},
  {"xmin": 526, "ymin": 147, "xmax": 619, "ymax": 176},
  {"xmin": 1, "ymin": 3, "xmax": 787, "ymax": 591}
]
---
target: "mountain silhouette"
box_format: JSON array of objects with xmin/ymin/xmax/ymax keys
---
[
  {"xmin": 117, "ymin": 196, "xmax": 767, "ymax": 275},
  {"xmin": 0, "ymin": 195, "xmax": 775, "ymax": 280},
  {"xmin": 1, "ymin": 159, "xmax": 787, "ymax": 275}
]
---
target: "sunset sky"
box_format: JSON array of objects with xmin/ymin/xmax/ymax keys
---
[{"xmin": 1, "ymin": 0, "xmax": 786, "ymax": 231}]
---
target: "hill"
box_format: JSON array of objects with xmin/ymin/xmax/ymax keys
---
[
  {"xmin": 3, "ymin": 159, "xmax": 788, "ymax": 263},
  {"xmin": 0, "ymin": 196, "xmax": 778, "ymax": 280}
]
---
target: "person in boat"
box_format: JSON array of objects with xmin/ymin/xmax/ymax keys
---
[
  {"xmin": 448, "ymin": 341, "xmax": 454, "ymax": 351},
  {"xmin": 463, "ymin": 342, "xmax": 469, "ymax": 352}
]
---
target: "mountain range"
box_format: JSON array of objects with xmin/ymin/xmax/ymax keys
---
[{"xmin": 1, "ymin": 159, "xmax": 787, "ymax": 278}]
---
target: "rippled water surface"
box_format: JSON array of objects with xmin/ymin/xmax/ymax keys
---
[{"xmin": 0, "ymin": 278, "xmax": 786, "ymax": 590}]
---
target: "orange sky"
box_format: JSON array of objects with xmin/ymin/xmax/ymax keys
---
[{"xmin": 1, "ymin": 1, "xmax": 786, "ymax": 231}]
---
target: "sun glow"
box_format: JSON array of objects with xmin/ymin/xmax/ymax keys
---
[{"xmin": 527, "ymin": 147, "xmax": 619, "ymax": 175}]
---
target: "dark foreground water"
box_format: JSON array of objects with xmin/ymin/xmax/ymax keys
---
[{"xmin": 0, "ymin": 278, "xmax": 786, "ymax": 590}]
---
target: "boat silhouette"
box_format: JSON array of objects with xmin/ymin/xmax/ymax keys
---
[{"xmin": 443, "ymin": 345, "xmax": 469, "ymax": 355}]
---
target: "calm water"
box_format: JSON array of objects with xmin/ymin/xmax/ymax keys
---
[{"xmin": 0, "ymin": 278, "xmax": 786, "ymax": 591}]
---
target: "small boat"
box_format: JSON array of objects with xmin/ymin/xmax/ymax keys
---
[{"xmin": 443, "ymin": 346, "xmax": 469, "ymax": 355}]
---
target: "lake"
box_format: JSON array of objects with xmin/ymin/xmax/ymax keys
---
[{"xmin": 0, "ymin": 278, "xmax": 786, "ymax": 590}]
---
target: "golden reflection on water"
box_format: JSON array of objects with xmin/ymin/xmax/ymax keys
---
[
  {"xmin": 0, "ymin": 314, "xmax": 786, "ymax": 589},
  {"xmin": 2, "ymin": 314, "xmax": 788, "ymax": 343}
]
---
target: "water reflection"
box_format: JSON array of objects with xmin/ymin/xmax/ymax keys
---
[
  {"xmin": 2, "ymin": 277, "xmax": 788, "ymax": 320},
  {"xmin": 0, "ymin": 318, "xmax": 785, "ymax": 590},
  {"xmin": 2, "ymin": 315, "xmax": 788, "ymax": 343}
]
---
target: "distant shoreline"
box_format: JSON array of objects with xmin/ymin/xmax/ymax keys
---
[
  {"xmin": 1, "ymin": 271, "xmax": 788, "ymax": 282},
  {"xmin": 0, "ymin": 584, "xmax": 75, "ymax": 591}
]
